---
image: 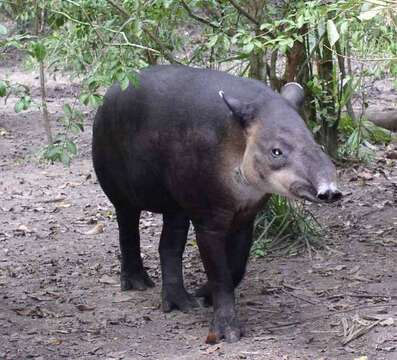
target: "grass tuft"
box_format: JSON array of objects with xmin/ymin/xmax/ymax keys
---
[{"xmin": 252, "ymin": 195, "xmax": 321, "ymax": 257}]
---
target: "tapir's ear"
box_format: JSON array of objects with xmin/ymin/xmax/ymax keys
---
[
  {"xmin": 280, "ymin": 82, "xmax": 305, "ymax": 110},
  {"xmin": 219, "ymin": 90, "xmax": 257, "ymax": 127}
]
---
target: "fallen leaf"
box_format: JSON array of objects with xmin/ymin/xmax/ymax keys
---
[
  {"xmin": 206, "ymin": 344, "xmax": 221, "ymax": 354},
  {"xmin": 99, "ymin": 274, "xmax": 118, "ymax": 285},
  {"xmin": 385, "ymin": 151, "xmax": 397, "ymax": 160},
  {"xmin": 358, "ymin": 171, "xmax": 373, "ymax": 180},
  {"xmin": 76, "ymin": 304, "xmax": 96, "ymax": 312},
  {"xmin": 85, "ymin": 223, "xmax": 104, "ymax": 235},
  {"xmin": 112, "ymin": 294, "xmax": 134, "ymax": 303},
  {"xmin": 56, "ymin": 202, "xmax": 72, "ymax": 209},
  {"xmin": 48, "ymin": 338, "xmax": 63, "ymax": 345},
  {"xmin": 28, "ymin": 293, "xmax": 54, "ymax": 301},
  {"xmin": 13, "ymin": 306, "xmax": 44, "ymax": 318},
  {"xmin": 17, "ymin": 224, "xmax": 32, "ymax": 233},
  {"xmin": 380, "ymin": 317, "xmax": 394, "ymax": 326}
]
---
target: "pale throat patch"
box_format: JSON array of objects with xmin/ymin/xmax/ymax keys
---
[{"xmin": 266, "ymin": 170, "xmax": 299, "ymax": 198}]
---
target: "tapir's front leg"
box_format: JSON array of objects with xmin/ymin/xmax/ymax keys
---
[{"xmin": 194, "ymin": 217, "xmax": 242, "ymax": 344}]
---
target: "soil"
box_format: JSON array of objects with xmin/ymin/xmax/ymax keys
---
[{"xmin": 1, "ymin": 56, "xmax": 397, "ymax": 360}]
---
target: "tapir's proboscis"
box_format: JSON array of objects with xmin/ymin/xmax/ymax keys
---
[{"xmin": 92, "ymin": 65, "xmax": 342, "ymax": 344}]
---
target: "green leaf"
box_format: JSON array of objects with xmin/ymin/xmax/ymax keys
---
[
  {"xmin": 312, "ymin": 124, "xmax": 322, "ymax": 134},
  {"xmin": 0, "ymin": 80, "xmax": 7, "ymax": 97},
  {"xmin": 339, "ymin": 21, "xmax": 348, "ymax": 35},
  {"xmin": 358, "ymin": 7, "xmax": 383, "ymax": 21},
  {"xmin": 15, "ymin": 97, "xmax": 30, "ymax": 113},
  {"xmin": 326, "ymin": 20, "xmax": 339, "ymax": 46},
  {"xmin": 87, "ymin": 94, "xmax": 103, "ymax": 108},
  {"xmin": 207, "ymin": 35, "xmax": 218, "ymax": 48},
  {"xmin": 63, "ymin": 103, "xmax": 73, "ymax": 117},
  {"xmin": 60, "ymin": 151, "xmax": 71, "ymax": 166},
  {"xmin": 45, "ymin": 144, "xmax": 62, "ymax": 160},
  {"xmin": 65, "ymin": 140, "xmax": 77, "ymax": 155},
  {"xmin": 0, "ymin": 24, "xmax": 7, "ymax": 35},
  {"xmin": 79, "ymin": 93, "xmax": 89, "ymax": 106},
  {"xmin": 242, "ymin": 42, "xmax": 254, "ymax": 54},
  {"xmin": 119, "ymin": 76, "xmax": 129, "ymax": 91},
  {"xmin": 127, "ymin": 73, "xmax": 139, "ymax": 88},
  {"xmin": 29, "ymin": 41, "xmax": 46, "ymax": 61}
]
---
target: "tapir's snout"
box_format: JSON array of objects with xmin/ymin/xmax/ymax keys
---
[
  {"xmin": 316, "ymin": 187, "xmax": 342, "ymax": 203},
  {"xmin": 290, "ymin": 180, "xmax": 342, "ymax": 204}
]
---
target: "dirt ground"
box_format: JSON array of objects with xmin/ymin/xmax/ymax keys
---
[{"xmin": 1, "ymin": 58, "xmax": 397, "ymax": 360}]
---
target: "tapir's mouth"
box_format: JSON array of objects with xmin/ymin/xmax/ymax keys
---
[{"xmin": 290, "ymin": 183, "xmax": 322, "ymax": 203}]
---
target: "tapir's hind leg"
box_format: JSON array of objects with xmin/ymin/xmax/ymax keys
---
[
  {"xmin": 116, "ymin": 206, "xmax": 155, "ymax": 291},
  {"xmin": 159, "ymin": 212, "xmax": 199, "ymax": 312}
]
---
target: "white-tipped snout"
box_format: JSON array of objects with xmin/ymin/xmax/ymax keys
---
[{"xmin": 316, "ymin": 182, "xmax": 342, "ymax": 203}]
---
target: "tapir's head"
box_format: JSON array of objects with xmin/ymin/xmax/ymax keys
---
[{"xmin": 220, "ymin": 83, "xmax": 342, "ymax": 203}]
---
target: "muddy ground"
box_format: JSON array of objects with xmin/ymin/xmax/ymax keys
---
[{"xmin": 1, "ymin": 57, "xmax": 397, "ymax": 360}]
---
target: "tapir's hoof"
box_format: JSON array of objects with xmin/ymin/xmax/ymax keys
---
[
  {"xmin": 205, "ymin": 315, "xmax": 243, "ymax": 344},
  {"xmin": 195, "ymin": 283, "xmax": 212, "ymax": 307},
  {"xmin": 162, "ymin": 286, "xmax": 199, "ymax": 313},
  {"xmin": 120, "ymin": 271, "xmax": 155, "ymax": 291}
]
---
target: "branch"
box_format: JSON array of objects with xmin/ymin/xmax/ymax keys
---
[
  {"xmin": 105, "ymin": 0, "xmax": 129, "ymax": 18},
  {"xmin": 142, "ymin": 29, "xmax": 181, "ymax": 64},
  {"xmin": 105, "ymin": 0, "xmax": 180, "ymax": 64},
  {"xmin": 228, "ymin": 0, "xmax": 259, "ymax": 26},
  {"xmin": 179, "ymin": 0, "xmax": 220, "ymax": 30}
]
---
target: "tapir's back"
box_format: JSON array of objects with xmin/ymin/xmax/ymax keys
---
[{"xmin": 102, "ymin": 65, "xmax": 272, "ymax": 132}]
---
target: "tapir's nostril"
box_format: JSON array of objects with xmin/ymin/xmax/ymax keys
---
[{"xmin": 317, "ymin": 189, "xmax": 342, "ymax": 202}]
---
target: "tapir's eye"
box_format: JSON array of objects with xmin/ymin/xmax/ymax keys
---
[{"xmin": 271, "ymin": 148, "xmax": 283, "ymax": 157}]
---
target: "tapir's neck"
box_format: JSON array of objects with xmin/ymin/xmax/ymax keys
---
[{"xmin": 219, "ymin": 122, "xmax": 268, "ymax": 209}]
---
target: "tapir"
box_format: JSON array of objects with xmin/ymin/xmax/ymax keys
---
[{"xmin": 92, "ymin": 65, "xmax": 341, "ymax": 343}]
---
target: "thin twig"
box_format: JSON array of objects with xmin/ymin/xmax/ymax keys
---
[
  {"xmin": 105, "ymin": 0, "xmax": 129, "ymax": 17},
  {"xmin": 342, "ymin": 320, "xmax": 381, "ymax": 346},
  {"xmin": 228, "ymin": 0, "xmax": 259, "ymax": 26},
  {"xmin": 142, "ymin": 28, "xmax": 181, "ymax": 64},
  {"xmin": 180, "ymin": 0, "xmax": 220, "ymax": 30},
  {"xmin": 282, "ymin": 289, "xmax": 319, "ymax": 305}
]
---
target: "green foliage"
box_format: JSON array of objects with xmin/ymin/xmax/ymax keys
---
[
  {"xmin": 42, "ymin": 137, "xmax": 77, "ymax": 166},
  {"xmin": 338, "ymin": 114, "xmax": 392, "ymax": 161},
  {"xmin": 41, "ymin": 103, "xmax": 84, "ymax": 164},
  {"xmin": 14, "ymin": 95, "xmax": 32, "ymax": 112},
  {"xmin": 1, "ymin": 0, "xmax": 396, "ymax": 164},
  {"xmin": 0, "ymin": 79, "xmax": 32, "ymax": 112},
  {"xmin": 252, "ymin": 196, "xmax": 320, "ymax": 257},
  {"xmin": 0, "ymin": 80, "xmax": 7, "ymax": 97}
]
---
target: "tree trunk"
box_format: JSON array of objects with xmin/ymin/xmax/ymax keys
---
[
  {"xmin": 317, "ymin": 35, "xmax": 338, "ymax": 157},
  {"xmin": 284, "ymin": 34, "xmax": 305, "ymax": 83},
  {"xmin": 249, "ymin": 51, "xmax": 265, "ymax": 81},
  {"xmin": 36, "ymin": 2, "xmax": 53, "ymax": 145},
  {"xmin": 39, "ymin": 61, "xmax": 53, "ymax": 145}
]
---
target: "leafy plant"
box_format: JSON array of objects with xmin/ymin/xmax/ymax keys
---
[
  {"xmin": 253, "ymin": 196, "xmax": 321, "ymax": 257},
  {"xmin": 41, "ymin": 103, "xmax": 83, "ymax": 165}
]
